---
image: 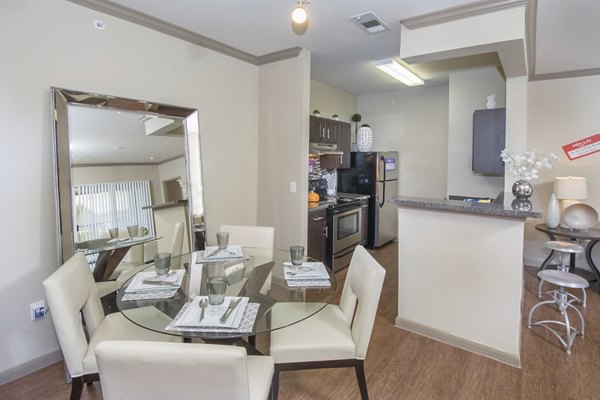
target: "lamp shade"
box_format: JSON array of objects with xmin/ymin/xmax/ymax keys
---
[{"xmin": 554, "ymin": 176, "xmax": 588, "ymax": 200}]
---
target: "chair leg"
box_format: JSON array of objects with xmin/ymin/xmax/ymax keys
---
[
  {"xmin": 354, "ymin": 360, "xmax": 369, "ymax": 400},
  {"xmin": 70, "ymin": 376, "xmax": 84, "ymax": 400},
  {"xmin": 272, "ymin": 366, "xmax": 280, "ymax": 400}
]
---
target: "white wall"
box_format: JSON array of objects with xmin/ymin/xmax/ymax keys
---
[
  {"xmin": 447, "ymin": 67, "xmax": 506, "ymax": 198},
  {"xmin": 524, "ymin": 75, "xmax": 600, "ymax": 265},
  {"xmin": 257, "ymin": 50, "xmax": 311, "ymax": 250},
  {"xmin": 158, "ymin": 156, "xmax": 187, "ymax": 203},
  {"xmin": 310, "ymin": 80, "xmax": 357, "ymax": 124},
  {"xmin": 0, "ymin": 0, "xmax": 259, "ymax": 381},
  {"xmin": 357, "ymin": 86, "xmax": 449, "ymax": 198},
  {"xmin": 72, "ymin": 165, "xmax": 162, "ymax": 204}
]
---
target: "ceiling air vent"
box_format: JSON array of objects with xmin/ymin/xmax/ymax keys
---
[{"xmin": 350, "ymin": 12, "xmax": 389, "ymax": 34}]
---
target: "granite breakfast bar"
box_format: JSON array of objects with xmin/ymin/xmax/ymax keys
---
[{"xmin": 391, "ymin": 194, "xmax": 541, "ymax": 368}]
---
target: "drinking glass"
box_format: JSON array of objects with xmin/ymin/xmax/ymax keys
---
[
  {"xmin": 216, "ymin": 232, "xmax": 229, "ymax": 249},
  {"xmin": 154, "ymin": 252, "xmax": 171, "ymax": 277},
  {"xmin": 290, "ymin": 245, "xmax": 305, "ymax": 266},
  {"xmin": 127, "ymin": 224, "xmax": 138, "ymax": 238},
  {"xmin": 108, "ymin": 228, "xmax": 119, "ymax": 239},
  {"xmin": 208, "ymin": 276, "xmax": 227, "ymax": 307}
]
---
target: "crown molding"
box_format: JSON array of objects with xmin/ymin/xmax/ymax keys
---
[
  {"xmin": 67, "ymin": 0, "xmax": 260, "ymax": 65},
  {"xmin": 530, "ymin": 67, "xmax": 600, "ymax": 82},
  {"xmin": 258, "ymin": 47, "xmax": 303, "ymax": 65},
  {"xmin": 400, "ymin": 0, "xmax": 529, "ymax": 29}
]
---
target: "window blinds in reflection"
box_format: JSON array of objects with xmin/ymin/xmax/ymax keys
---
[{"xmin": 73, "ymin": 180, "xmax": 154, "ymax": 242}]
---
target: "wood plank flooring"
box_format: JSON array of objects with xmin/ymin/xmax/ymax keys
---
[{"xmin": 2, "ymin": 242, "xmax": 600, "ymax": 399}]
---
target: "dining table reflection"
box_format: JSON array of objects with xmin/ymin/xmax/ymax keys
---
[
  {"xmin": 116, "ymin": 247, "xmax": 337, "ymax": 347},
  {"xmin": 77, "ymin": 235, "xmax": 161, "ymax": 281}
]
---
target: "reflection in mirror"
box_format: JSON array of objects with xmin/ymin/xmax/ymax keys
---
[{"xmin": 51, "ymin": 88, "xmax": 206, "ymax": 275}]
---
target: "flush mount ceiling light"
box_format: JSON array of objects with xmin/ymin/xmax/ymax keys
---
[
  {"xmin": 375, "ymin": 58, "xmax": 424, "ymax": 87},
  {"xmin": 292, "ymin": 0, "xmax": 310, "ymax": 24}
]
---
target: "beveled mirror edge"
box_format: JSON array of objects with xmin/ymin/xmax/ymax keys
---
[{"xmin": 50, "ymin": 87, "xmax": 206, "ymax": 265}]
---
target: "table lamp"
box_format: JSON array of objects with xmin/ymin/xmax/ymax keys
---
[{"xmin": 554, "ymin": 176, "xmax": 588, "ymax": 227}]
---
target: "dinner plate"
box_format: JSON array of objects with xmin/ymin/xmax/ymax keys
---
[
  {"xmin": 283, "ymin": 262, "xmax": 329, "ymax": 280},
  {"xmin": 124, "ymin": 270, "xmax": 184, "ymax": 293},
  {"xmin": 563, "ymin": 203, "xmax": 599, "ymax": 230},
  {"xmin": 172, "ymin": 296, "xmax": 249, "ymax": 328},
  {"xmin": 197, "ymin": 245, "xmax": 244, "ymax": 262}
]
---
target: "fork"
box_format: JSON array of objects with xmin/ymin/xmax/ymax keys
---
[
  {"xmin": 198, "ymin": 298, "xmax": 208, "ymax": 321},
  {"xmin": 219, "ymin": 298, "xmax": 242, "ymax": 322}
]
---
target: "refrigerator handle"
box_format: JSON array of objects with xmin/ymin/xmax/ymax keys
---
[{"xmin": 379, "ymin": 155, "xmax": 386, "ymax": 208}]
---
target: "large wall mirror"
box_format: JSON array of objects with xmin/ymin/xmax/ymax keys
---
[{"xmin": 52, "ymin": 88, "xmax": 206, "ymax": 269}]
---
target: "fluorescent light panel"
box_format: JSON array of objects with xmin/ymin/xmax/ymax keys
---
[{"xmin": 375, "ymin": 58, "xmax": 424, "ymax": 87}]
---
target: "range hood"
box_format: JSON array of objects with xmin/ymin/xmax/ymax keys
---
[{"xmin": 309, "ymin": 142, "xmax": 343, "ymax": 155}]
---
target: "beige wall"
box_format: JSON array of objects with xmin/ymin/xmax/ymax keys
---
[
  {"xmin": 158, "ymin": 157, "xmax": 187, "ymax": 203},
  {"xmin": 524, "ymin": 75, "xmax": 600, "ymax": 265},
  {"xmin": 257, "ymin": 50, "xmax": 311, "ymax": 250},
  {"xmin": 357, "ymin": 87, "xmax": 450, "ymax": 198},
  {"xmin": 310, "ymin": 80, "xmax": 357, "ymax": 124},
  {"xmin": 0, "ymin": 0, "xmax": 259, "ymax": 381},
  {"xmin": 447, "ymin": 67, "xmax": 506, "ymax": 198}
]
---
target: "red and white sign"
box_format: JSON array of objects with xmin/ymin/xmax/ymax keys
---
[{"xmin": 562, "ymin": 133, "xmax": 600, "ymax": 161}]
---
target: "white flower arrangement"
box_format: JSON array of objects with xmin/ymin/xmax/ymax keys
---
[{"xmin": 500, "ymin": 148, "xmax": 558, "ymax": 181}]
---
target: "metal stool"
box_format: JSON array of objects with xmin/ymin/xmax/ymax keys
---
[
  {"xmin": 540, "ymin": 240, "xmax": 586, "ymax": 306},
  {"xmin": 528, "ymin": 270, "xmax": 589, "ymax": 354}
]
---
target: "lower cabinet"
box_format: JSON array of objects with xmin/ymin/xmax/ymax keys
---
[{"xmin": 307, "ymin": 208, "xmax": 327, "ymax": 262}]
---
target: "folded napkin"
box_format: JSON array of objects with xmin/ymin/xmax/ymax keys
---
[
  {"xmin": 172, "ymin": 296, "xmax": 249, "ymax": 328},
  {"xmin": 283, "ymin": 262, "xmax": 329, "ymax": 280},
  {"xmin": 124, "ymin": 270, "xmax": 184, "ymax": 293},
  {"xmin": 197, "ymin": 245, "xmax": 244, "ymax": 262}
]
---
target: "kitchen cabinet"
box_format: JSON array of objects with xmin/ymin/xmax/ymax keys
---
[
  {"xmin": 310, "ymin": 116, "xmax": 351, "ymax": 169},
  {"xmin": 472, "ymin": 108, "xmax": 505, "ymax": 175},
  {"xmin": 310, "ymin": 116, "xmax": 338, "ymax": 144},
  {"xmin": 307, "ymin": 207, "xmax": 327, "ymax": 262}
]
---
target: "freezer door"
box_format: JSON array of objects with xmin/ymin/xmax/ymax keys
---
[
  {"xmin": 378, "ymin": 151, "xmax": 398, "ymax": 182},
  {"xmin": 373, "ymin": 179, "xmax": 398, "ymax": 247}
]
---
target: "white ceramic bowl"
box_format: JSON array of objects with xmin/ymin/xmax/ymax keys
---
[{"xmin": 562, "ymin": 203, "xmax": 599, "ymax": 230}]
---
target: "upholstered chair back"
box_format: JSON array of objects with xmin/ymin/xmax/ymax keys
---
[
  {"xmin": 170, "ymin": 222, "xmax": 184, "ymax": 268},
  {"xmin": 96, "ymin": 341, "xmax": 253, "ymax": 400},
  {"xmin": 219, "ymin": 225, "xmax": 275, "ymax": 248},
  {"xmin": 339, "ymin": 245, "xmax": 386, "ymax": 359},
  {"xmin": 43, "ymin": 252, "xmax": 105, "ymax": 377}
]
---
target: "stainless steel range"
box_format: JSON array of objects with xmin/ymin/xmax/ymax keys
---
[{"xmin": 326, "ymin": 197, "xmax": 363, "ymax": 272}]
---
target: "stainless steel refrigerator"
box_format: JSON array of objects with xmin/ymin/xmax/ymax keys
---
[{"xmin": 337, "ymin": 151, "xmax": 398, "ymax": 248}]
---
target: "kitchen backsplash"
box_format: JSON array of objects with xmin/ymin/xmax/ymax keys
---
[{"xmin": 308, "ymin": 154, "xmax": 337, "ymax": 190}]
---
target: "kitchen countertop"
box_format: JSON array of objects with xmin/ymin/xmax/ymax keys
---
[{"xmin": 390, "ymin": 191, "xmax": 542, "ymax": 219}]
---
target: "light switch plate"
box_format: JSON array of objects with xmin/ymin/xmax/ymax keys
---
[{"xmin": 289, "ymin": 181, "xmax": 297, "ymax": 193}]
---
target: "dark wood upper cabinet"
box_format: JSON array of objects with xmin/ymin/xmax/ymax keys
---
[
  {"xmin": 309, "ymin": 116, "xmax": 351, "ymax": 169},
  {"xmin": 472, "ymin": 108, "xmax": 506, "ymax": 176}
]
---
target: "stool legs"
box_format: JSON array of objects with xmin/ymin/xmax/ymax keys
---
[{"xmin": 528, "ymin": 287, "xmax": 585, "ymax": 354}]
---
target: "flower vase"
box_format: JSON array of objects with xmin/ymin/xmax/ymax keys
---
[
  {"xmin": 545, "ymin": 192, "xmax": 560, "ymax": 228},
  {"xmin": 512, "ymin": 180, "xmax": 533, "ymax": 199},
  {"xmin": 357, "ymin": 126, "xmax": 372, "ymax": 151}
]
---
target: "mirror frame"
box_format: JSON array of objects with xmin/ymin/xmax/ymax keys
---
[{"xmin": 51, "ymin": 87, "xmax": 205, "ymax": 264}]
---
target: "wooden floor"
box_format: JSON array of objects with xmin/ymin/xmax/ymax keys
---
[{"xmin": 2, "ymin": 242, "xmax": 600, "ymax": 399}]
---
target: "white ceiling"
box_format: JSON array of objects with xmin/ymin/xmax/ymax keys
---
[
  {"xmin": 97, "ymin": 0, "xmax": 600, "ymax": 94},
  {"xmin": 69, "ymin": 0, "xmax": 600, "ymax": 164}
]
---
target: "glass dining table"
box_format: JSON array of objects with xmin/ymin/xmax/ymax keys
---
[{"xmin": 116, "ymin": 247, "xmax": 337, "ymax": 348}]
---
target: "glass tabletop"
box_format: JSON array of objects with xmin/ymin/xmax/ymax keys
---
[
  {"xmin": 116, "ymin": 247, "xmax": 337, "ymax": 340},
  {"xmin": 76, "ymin": 235, "xmax": 161, "ymax": 255}
]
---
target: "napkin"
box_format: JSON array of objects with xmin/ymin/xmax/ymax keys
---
[
  {"xmin": 283, "ymin": 262, "xmax": 329, "ymax": 280},
  {"xmin": 124, "ymin": 270, "xmax": 184, "ymax": 293},
  {"xmin": 172, "ymin": 296, "xmax": 249, "ymax": 328},
  {"xmin": 197, "ymin": 245, "xmax": 244, "ymax": 262}
]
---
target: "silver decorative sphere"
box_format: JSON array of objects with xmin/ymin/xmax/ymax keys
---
[{"xmin": 512, "ymin": 180, "xmax": 533, "ymax": 199}]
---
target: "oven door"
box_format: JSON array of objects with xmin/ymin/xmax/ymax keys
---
[{"xmin": 331, "ymin": 206, "xmax": 362, "ymax": 253}]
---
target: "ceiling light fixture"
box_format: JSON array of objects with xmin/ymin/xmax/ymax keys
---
[
  {"xmin": 291, "ymin": 0, "xmax": 310, "ymax": 24},
  {"xmin": 375, "ymin": 58, "xmax": 424, "ymax": 87}
]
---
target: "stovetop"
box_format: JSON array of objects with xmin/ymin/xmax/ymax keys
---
[{"xmin": 322, "ymin": 196, "xmax": 362, "ymax": 209}]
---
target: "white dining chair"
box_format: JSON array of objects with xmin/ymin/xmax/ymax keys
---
[
  {"xmin": 219, "ymin": 224, "xmax": 275, "ymax": 248},
  {"xmin": 171, "ymin": 221, "xmax": 184, "ymax": 268},
  {"xmin": 43, "ymin": 252, "xmax": 180, "ymax": 400},
  {"xmin": 95, "ymin": 340, "xmax": 274, "ymax": 400},
  {"xmin": 269, "ymin": 245, "xmax": 386, "ymax": 400}
]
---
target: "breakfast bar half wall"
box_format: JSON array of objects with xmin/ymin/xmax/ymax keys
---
[{"xmin": 391, "ymin": 194, "xmax": 542, "ymax": 367}]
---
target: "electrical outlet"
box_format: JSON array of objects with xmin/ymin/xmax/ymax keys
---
[{"xmin": 30, "ymin": 300, "xmax": 46, "ymax": 321}]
